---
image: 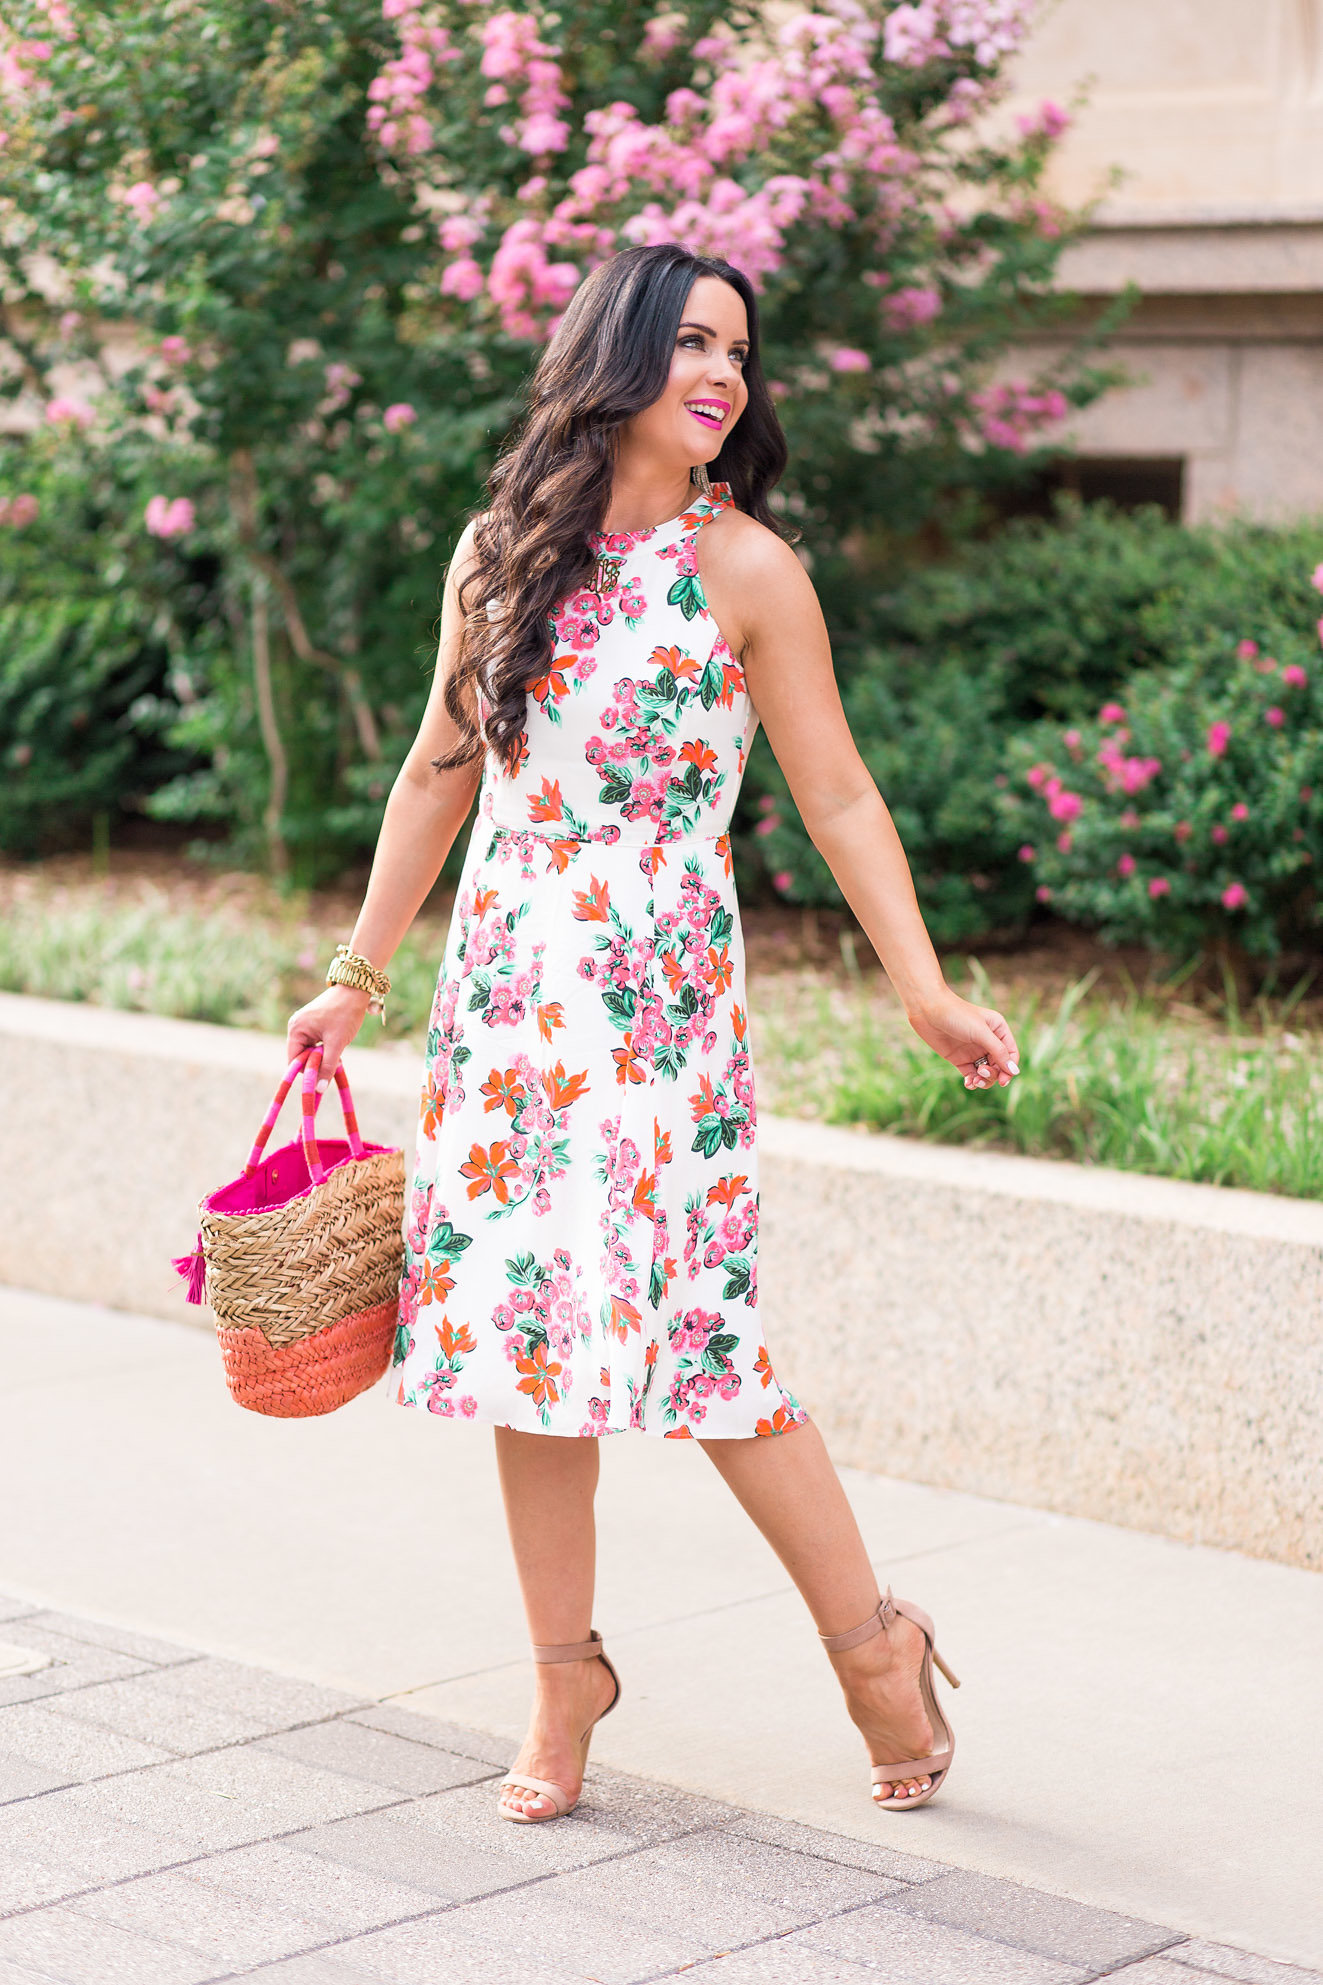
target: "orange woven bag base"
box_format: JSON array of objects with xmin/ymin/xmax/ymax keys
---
[{"xmin": 217, "ymin": 1298, "xmax": 398, "ymax": 1418}]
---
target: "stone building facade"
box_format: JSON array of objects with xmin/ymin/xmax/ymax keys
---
[{"xmin": 1008, "ymin": 0, "xmax": 1323, "ymax": 522}]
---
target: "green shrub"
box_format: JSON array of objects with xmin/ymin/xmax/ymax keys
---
[
  {"xmin": 741, "ymin": 505, "xmax": 1323, "ymax": 951},
  {"xmin": 1007, "ymin": 540, "xmax": 1323, "ymax": 955}
]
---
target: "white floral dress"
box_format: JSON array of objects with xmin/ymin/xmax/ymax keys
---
[{"xmin": 393, "ymin": 481, "xmax": 806, "ymax": 1440}]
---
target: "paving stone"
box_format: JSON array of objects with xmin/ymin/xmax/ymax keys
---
[
  {"xmin": 0, "ymin": 1760, "xmax": 72, "ymax": 1805},
  {"xmin": 19, "ymin": 1613, "xmax": 202, "ymax": 1669},
  {"xmin": 0, "ymin": 1959, "xmax": 62, "ymax": 1985},
  {"xmin": 0, "ymin": 1703, "xmax": 172, "ymax": 1780},
  {"xmin": 241, "ymin": 1949, "xmax": 462, "ymax": 1985},
  {"xmin": 1108, "ymin": 1965, "xmax": 1231, "ymax": 1984},
  {"xmin": 0, "ymin": 1625, "xmax": 155, "ymax": 1689},
  {"xmin": 593, "ymin": 1829, "xmax": 900, "ymax": 1918},
  {"xmin": 148, "ymin": 1658, "xmax": 368, "ymax": 1730},
  {"xmin": 0, "ymin": 1850, "xmax": 97, "ymax": 1917},
  {"xmin": 0, "ymin": 1905, "xmax": 217, "ymax": 1985},
  {"xmin": 60, "ymin": 1749, "xmax": 397, "ymax": 1852},
  {"xmin": 343, "ymin": 1900, "xmax": 700, "ymax": 1985},
  {"xmin": 0, "ymin": 1794, "xmax": 200, "ymax": 1884},
  {"xmin": 724, "ymin": 1810, "xmax": 949, "ymax": 1887},
  {"xmin": 255, "ymin": 1719, "xmax": 492, "ymax": 1795},
  {"xmin": 884, "ymin": 1869, "xmax": 1178, "ymax": 1968},
  {"xmin": 184, "ymin": 1838, "xmax": 448, "ymax": 1936},
  {"xmin": 1166, "ymin": 1943, "xmax": 1323, "ymax": 1984},
  {"xmin": 44, "ymin": 1675, "xmax": 271, "ymax": 1755},
  {"xmin": 27, "ymin": 1774, "xmax": 281, "ymax": 1857},
  {"xmin": 345, "ymin": 1704, "xmax": 510, "ymax": 1768},
  {"xmin": 290, "ymin": 1781, "xmax": 634, "ymax": 1904},
  {"xmin": 0, "ymin": 1599, "xmax": 39, "ymax": 1628},
  {"xmin": 571, "ymin": 1762, "xmax": 750, "ymax": 1845},
  {"xmin": 67, "ymin": 1869, "xmax": 332, "ymax": 1972},
  {"xmin": 796, "ymin": 1903, "xmax": 1091, "ymax": 1983},
  {"xmin": 677, "ymin": 1940, "xmax": 904, "ymax": 1982}
]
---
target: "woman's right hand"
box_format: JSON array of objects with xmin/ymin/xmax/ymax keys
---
[{"xmin": 285, "ymin": 984, "xmax": 373, "ymax": 1085}]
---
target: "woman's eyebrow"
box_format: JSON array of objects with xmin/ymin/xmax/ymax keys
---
[{"xmin": 679, "ymin": 320, "xmax": 749, "ymax": 345}]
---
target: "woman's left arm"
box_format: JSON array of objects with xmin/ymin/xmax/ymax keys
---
[{"xmin": 729, "ymin": 524, "xmax": 1018, "ymax": 1090}]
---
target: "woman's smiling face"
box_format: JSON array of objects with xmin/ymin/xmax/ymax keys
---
[{"xmin": 628, "ymin": 274, "xmax": 750, "ymax": 474}]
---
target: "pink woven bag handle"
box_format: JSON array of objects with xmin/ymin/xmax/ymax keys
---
[{"xmin": 243, "ymin": 1047, "xmax": 365, "ymax": 1188}]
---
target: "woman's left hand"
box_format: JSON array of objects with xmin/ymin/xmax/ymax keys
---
[{"xmin": 907, "ymin": 987, "xmax": 1020, "ymax": 1090}]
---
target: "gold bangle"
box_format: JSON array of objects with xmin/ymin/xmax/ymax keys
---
[{"xmin": 325, "ymin": 944, "xmax": 391, "ymax": 1018}]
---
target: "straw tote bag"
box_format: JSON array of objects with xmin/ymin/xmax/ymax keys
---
[{"xmin": 173, "ymin": 1046, "xmax": 405, "ymax": 1417}]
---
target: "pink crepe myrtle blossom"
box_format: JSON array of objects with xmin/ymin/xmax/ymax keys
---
[
  {"xmin": 1235, "ymin": 639, "xmax": 1258, "ymax": 661},
  {"xmin": 1097, "ymin": 741, "xmax": 1160, "ymax": 796},
  {"xmin": 1221, "ymin": 882, "xmax": 1248, "ymax": 911},
  {"xmin": 1173, "ymin": 821, "xmax": 1192, "ymax": 843},
  {"xmin": 1206, "ymin": 721, "xmax": 1231, "ymax": 757},
  {"xmin": 1116, "ymin": 853, "xmax": 1135, "ymax": 878},
  {"xmin": 829, "ymin": 346, "xmax": 870, "ymax": 372},
  {"xmin": 1311, "ymin": 563, "xmax": 1323, "ymax": 593},
  {"xmin": 1119, "ymin": 809, "xmax": 1140, "ymax": 830},
  {"xmin": 882, "ymin": 286, "xmax": 941, "ymax": 331},
  {"xmin": 1063, "ymin": 728, "xmax": 1082, "ymax": 752},
  {"xmin": 1017, "ymin": 844, "xmax": 1035, "ymax": 862},
  {"xmin": 45, "ymin": 396, "xmax": 93, "ymax": 427},
  {"xmin": 441, "ymin": 255, "xmax": 486, "ymax": 301},
  {"xmin": 1055, "ymin": 830, "xmax": 1072, "ymax": 854},
  {"xmin": 158, "ymin": 335, "xmax": 192, "ymax": 366},
  {"xmin": 1047, "ymin": 788, "xmax": 1081, "ymax": 822},
  {"xmin": 1035, "ymin": 883, "xmax": 1052, "ymax": 903},
  {"xmin": 1281, "ymin": 663, "xmax": 1308, "ymax": 688},
  {"xmin": 771, "ymin": 869, "xmax": 793, "ymax": 894},
  {"xmin": 1230, "ymin": 802, "xmax": 1249, "ymax": 822},
  {"xmin": 1025, "ymin": 761, "xmax": 1053, "ymax": 789},
  {"xmin": 1016, "ymin": 99, "xmax": 1070, "ymax": 140},
  {"xmin": 123, "ymin": 180, "xmax": 161, "ymax": 223},
  {"xmin": 383, "ymin": 401, "xmax": 417, "ymax": 432},
  {"xmin": 58, "ymin": 310, "xmax": 81, "ymax": 336},
  {"xmin": 1265, "ymin": 706, "xmax": 1285, "ymax": 728},
  {"xmin": 0, "ymin": 494, "xmax": 38, "ymax": 526},
  {"xmin": 144, "ymin": 495, "xmax": 195, "ymax": 539},
  {"xmin": 1148, "ymin": 877, "xmax": 1170, "ymax": 898},
  {"xmin": 1099, "ymin": 702, "xmax": 1126, "ymax": 725},
  {"xmin": 1211, "ymin": 824, "xmax": 1229, "ymax": 845}
]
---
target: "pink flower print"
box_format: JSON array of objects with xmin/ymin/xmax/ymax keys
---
[
  {"xmin": 1222, "ymin": 882, "xmax": 1248, "ymax": 910},
  {"xmin": 459, "ymin": 1396, "xmax": 478, "ymax": 1418},
  {"xmin": 1207, "ymin": 721, "xmax": 1231, "ymax": 757}
]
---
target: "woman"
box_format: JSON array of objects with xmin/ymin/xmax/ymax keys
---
[{"xmin": 288, "ymin": 243, "xmax": 1018, "ymax": 1827}]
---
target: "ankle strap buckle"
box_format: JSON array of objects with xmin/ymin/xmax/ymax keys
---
[{"xmin": 819, "ymin": 1587, "xmax": 897, "ymax": 1654}]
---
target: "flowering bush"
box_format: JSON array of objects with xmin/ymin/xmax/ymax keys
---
[
  {"xmin": 0, "ymin": 0, "xmax": 1102, "ymax": 872},
  {"xmin": 1005, "ymin": 553, "xmax": 1323, "ymax": 955}
]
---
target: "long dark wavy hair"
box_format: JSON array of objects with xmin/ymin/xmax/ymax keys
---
[{"xmin": 437, "ymin": 243, "xmax": 792, "ymax": 774}]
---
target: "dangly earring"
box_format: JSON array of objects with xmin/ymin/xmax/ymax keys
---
[{"xmin": 690, "ymin": 461, "xmax": 713, "ymax": 497}]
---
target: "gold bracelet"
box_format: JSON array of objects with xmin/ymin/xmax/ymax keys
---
[{"xmin": 325, "ymin": 944, "xmax": 391, "ymax": 1021}]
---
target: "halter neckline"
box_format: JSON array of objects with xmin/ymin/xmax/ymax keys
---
[{"xmin": 588, "ymin": 482, "xmax": 731, "ymax": 552}]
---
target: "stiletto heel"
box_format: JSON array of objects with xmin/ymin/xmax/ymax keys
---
[
  {"xmin": 820, "ymin": 1587, "xmax": 959, "ymax": 1811},
  {"xmin": 497, "ymin": 1630, "xmax": 621, "ymax": 1824}
]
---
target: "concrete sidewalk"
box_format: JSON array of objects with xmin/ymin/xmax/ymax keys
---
[
  {"xmin": 1, "ymin": 1595, "xmax": 1314, "ymax": 1985},
  {"xmin": 2, "ymin": 1287, "xmax": 1321, "ymax": 1973}
]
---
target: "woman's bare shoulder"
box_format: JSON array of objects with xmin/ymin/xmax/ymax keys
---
[{"xmin": 703, "ymin": 505, "xmax": 816, "ymax": 619}]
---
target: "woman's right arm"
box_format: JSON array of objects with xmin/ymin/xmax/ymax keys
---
[{"xmin": 285, "ymin": 519, "xmax": 485, "ymax": 1076}]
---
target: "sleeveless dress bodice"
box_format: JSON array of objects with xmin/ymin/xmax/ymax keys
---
[{"xmin": 392, "ymin": 482, "xmax": 805, "ymax": 1439}]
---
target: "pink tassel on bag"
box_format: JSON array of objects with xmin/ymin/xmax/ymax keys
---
[{"xmin": 173, "ymin": 1239, "xmax": 207, "ymax": 1305}]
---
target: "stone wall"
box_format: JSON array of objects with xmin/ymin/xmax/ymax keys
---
[{"xmin": 3, "ymin": 991, "xmax": 1321, "ymax": 1569}]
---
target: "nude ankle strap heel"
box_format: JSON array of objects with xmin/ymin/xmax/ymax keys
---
[
  {"xmin": 820, "ymin": 1587, "xmax": 959, "ymax": 1811},
  {"xmin": 498, "ymin": 1629, "xmax": 622, "ymax": 1825}
]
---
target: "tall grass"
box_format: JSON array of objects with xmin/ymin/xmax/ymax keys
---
[
  {"xmin": 0, "ymin": 890, "xmax": 442, "ymax": 1041},
  {"xmin": 816, "ymin": 968, "xmax": 1323, "ymax": 1200}
]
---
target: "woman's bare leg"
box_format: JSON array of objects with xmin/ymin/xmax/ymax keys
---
[
  {"xmin": 493, "ymin": 1428, "xmax": 617, "ymax": 1818},
  {"xmin": 699, "ymin": 1419, "xmax": 937, "ymax": 1799}
]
